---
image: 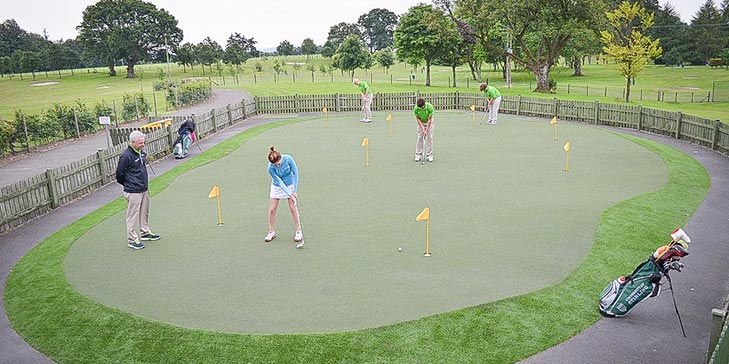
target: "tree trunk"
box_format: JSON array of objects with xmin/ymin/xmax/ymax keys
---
[
  {"xmin": 533, "ymin": 63, "xmax": 551, "ymax": 92},
  {"xmin": 571, "ymin": 56, "xmax": 584, "ymax": 77},
  {"xmin": 468, "ymin": 60, "xmax": 477, "ymax": 81},
  {"xmin": 126, "ymin": 61, "xmax": 136, "ymax": 78},
  {"xmin": 625, "ymin": 77, "xmax": 631, "ymax": 103},
  {"xmin": 452, "ymin": 65, "xmax": 457, "ymax": 87},
  {"xmin": 425, "ymin": 61, "xmax": 431, "ymax": 86},
  {"xmin": 108, "ymin": 64, "xmax": 116, "ymax": 77}
]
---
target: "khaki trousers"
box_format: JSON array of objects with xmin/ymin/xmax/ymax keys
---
[{"xmin": 124, "ymin": 190, "xmax": 150, "ymax": 243}]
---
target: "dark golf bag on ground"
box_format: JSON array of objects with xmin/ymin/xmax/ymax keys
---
[
  {"xmin": 173, "ymin": 119, "xmax": 196, "ymax": 159},
  {"xmin": 599, "ymin": 228, "xmax": 691, "ymax": 318}
]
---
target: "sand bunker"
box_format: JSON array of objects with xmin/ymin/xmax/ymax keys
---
[{"xmin": 30, "ymin": 81, "xmax": 59, "ymax": 86}]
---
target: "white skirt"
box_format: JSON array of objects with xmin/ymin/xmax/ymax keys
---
[{"xmin": 270, "ymin": 183, "xmax": 293, "ymax": 199}]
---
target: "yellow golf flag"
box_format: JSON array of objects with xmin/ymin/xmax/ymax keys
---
[
  {"xmin": 386, "ymin": 114, "xmax": 392, "ymax": 121},
  {"xmin": 416, "ymin": 207, "xmax": 430, "ymax": 221},
  {"xmin": 208, "ymin": 185, "xmax": 219, "ymax": 198},
  {"xmin": 470, "ymin": 105, "xmax": 476, "ymax": 111},
  {"xmin": 564, "ymin": 142, "xmax": 571, "ymax": 152},
  {"xmin": 322, "ymin": 107, "xmax": 328, "ymax": 113},
  {"xmin": 361, "ymin": 137, "xmax": 369, "ymax": 146},
  {"xmin": 550, "ymin": 116, "xmax": 557, "ymax": 124}
]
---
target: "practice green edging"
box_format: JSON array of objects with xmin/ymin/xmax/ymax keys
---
[{"xmin": 4, "ymin": 121, "xmax": 709, "ymax": 363}]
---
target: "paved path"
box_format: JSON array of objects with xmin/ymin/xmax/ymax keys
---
[
  {"xmin": 1, "ymin": 108, "xmax": 727, "ymax": 363},
  {"xmin": 0, "ymin": 88, "xmax": 251, "ymax": 188}
]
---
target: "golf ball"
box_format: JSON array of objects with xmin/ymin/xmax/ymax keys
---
[{"xmin": 398, "ymin": 247, "xmax": 403, "ymax": 252}]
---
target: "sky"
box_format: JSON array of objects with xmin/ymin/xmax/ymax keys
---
[{"xmin": 3, "ymin": 0, "xmax": 708, "ymax": 50}]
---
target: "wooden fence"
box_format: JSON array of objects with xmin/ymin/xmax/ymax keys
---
[{"xmin": 1, "ymin": 92, "xmax": 727, "ymax": 234}]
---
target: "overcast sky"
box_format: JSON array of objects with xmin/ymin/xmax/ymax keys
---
[{"xmin": 3, "ymin": 0, "xmax": 707, "ymax": 50}]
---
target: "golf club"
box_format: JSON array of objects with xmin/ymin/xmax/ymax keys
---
[
  {"xmin": 479, "ymin": 109, "xmax": 491, "ymax": 125},
  {"xmin": 421, "ymin": 132, "xmax": 427, "ymax": 165},
  {"xmin": 276, "ymin": 175, "xmax": 304, "ymax": 248}
]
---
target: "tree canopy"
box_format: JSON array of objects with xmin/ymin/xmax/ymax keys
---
[
  {"xmin": 77, "ymin": 0, "xmax": 182, "ymax": 78},
  {"xmin": 358, "ymin": 8, "xmax": 399, "ymax": 52}
]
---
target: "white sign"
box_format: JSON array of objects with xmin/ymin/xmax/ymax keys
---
[{"xmin": 99, "ymin": 116, "xmax": 111, "ymax": 125}]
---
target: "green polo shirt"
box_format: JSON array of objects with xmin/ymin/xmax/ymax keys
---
[
  {"xmin": 413, "ymin": 102, "xmax": 434, "ymax": 123},
  {"xmin": 358, "ymin": 81, "xmax": 372, "ymax": 95},
  {"xmin": 484, "ymin": 86, "xmax": 501, "ymax": 99}
]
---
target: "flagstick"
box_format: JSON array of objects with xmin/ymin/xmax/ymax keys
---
[
  {"xmin": 365, "ymin": 145, "xmax": 369, "ymax": 167},
  {"xmin": 472, "ymin": 110, "xmax": 475, "ymax": 126},
  {"xmin": 424, "ymin": 219, "xmax": 431, "ymax": 257},
  {"xmin": 325, "ymin": 113, "xmax": 328, "ymax": 127},
  {"xmin": 216, "ymin": 194, "xmax": 223, "ymax": 226},
  {"xmin": 565, "ymin": 150, "xmax": 570, "ymax": 172},
  {"xmin": 389, "ymin": 119, "xmax": 392, "ymax": 137},
  {"xmin": 553, "ymin": 123, "xmax": 557, "ymax": 140}
]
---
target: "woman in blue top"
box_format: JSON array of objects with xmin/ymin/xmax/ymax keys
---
[{"xmin": 265, "ymin": 145, "xmax": 302, "ymax": 246}]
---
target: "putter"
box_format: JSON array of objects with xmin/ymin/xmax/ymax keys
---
[
  {"xmin": 479, "ymin": 109, "xmax": 491, "ymax": 125},
  {"xmin": 421, "ymin": 133, "xmax": 427, "ymax": 165},
  {"xmin": 276, "ymin": 175, "xmax": 304, "ymax": 248}
]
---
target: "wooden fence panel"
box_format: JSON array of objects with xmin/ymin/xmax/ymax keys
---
[
  {"xmin": 0, "ymin": 174, "xmax": 52, "ymax": 232},
  {"xmin": 558, "ymin": 99, "xmax": 596, "ymax": 123},
  {"xmin": 599, "ymin": 103, "xmax": 640, "ymax": 129},
  {"xmin": 680, "ymin": 114, "xmax": 716, "ymax": 148},
  {"xmin": 515, "ymin": 96, "xmax": 554, "ymax": 118},
  {"xmin": 375, "ymin": 92, "xmax": 416, "ymax": 111},
  {"xmin": 642, "ymin": 107, "xmax": 678, "ymax": 137}
]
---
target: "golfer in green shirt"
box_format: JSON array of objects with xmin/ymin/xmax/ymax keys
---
[
  {"xmin": 480, "ymin": 83, "xmax": 502, "ymax": 124},
  {"xmin": 353, "ymin": 78, "xmax": 373, "ymax": 122},
  {"xmin": 413, "ymin": 98, "xmax": 434, "ymax": 162}
]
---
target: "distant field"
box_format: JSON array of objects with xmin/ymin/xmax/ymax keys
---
[{"xmin": 1, "ymin": 56, "xmax": 727, "ymax": 121}]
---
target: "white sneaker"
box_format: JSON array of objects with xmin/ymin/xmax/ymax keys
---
[
  {"xmin": 363, "ymin": 119, "xmax": 372, "ymax": 123},
  {"xmin": 296, "ymin": 241, "xmax": 304, "ymax": 249},
  {"xmin": 488, "ymin": 120, "xmax": 498, "ymax": 125},
  {"xmin": 360, "ymin": 118, "xmax": 367, "ymax": 122},
  {"xmin": 264, "ymin": 231, "xmax": 276, "ymax": 242},
  {"xmin": 415, "ymin": 155, "xmax": 422, "ymax": 162},
  {"xmin": 294, "ymin": 231, "xmax": 303, "ymax": 242},
  {"xmin": 427, "ymin": 156, "xmax": 434, "ymax": 162}
]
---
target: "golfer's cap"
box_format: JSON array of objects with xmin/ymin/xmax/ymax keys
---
[{"xmin": 353, "ymin": 78, "xmax": 359, "ymax": 84}]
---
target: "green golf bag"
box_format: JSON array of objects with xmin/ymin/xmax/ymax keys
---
[{"xmin": 599, "ymin": 228, "xmax": 691, "ymax": 318}]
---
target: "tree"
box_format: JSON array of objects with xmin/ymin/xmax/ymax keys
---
[
  {"xmin": 374, "ymin": 48, "xmax": 395, "ymax": 72},
  {"xmin": 650, "ymin": 3, "xmax": 691, "ymax": 65},
  {"xmin": 601, "ymin": 1, "xmax": 662, "ymax": 102},
  {"xmin": 332, "ymin": 34, "xmax": 369, "ymax": 77},
  {"xmin": 690, "ymin": 0, "xmax": 726, "ymax": 64},
  {"xmin": 326, "ymin": 22, "xmax": 362, "ymax": 50},
  {"xmin": 224, "ymin": 33, "xmax": 251, "ymax": 71},
  {"xmin": 277, "ymin": 40, "xmax": 294, "ymax": 59},
  {"xmin": 320, "ymin": 40, "xmax": 336, "ymax": 58},
  {"xmin": 195, "ymin": 37, "xmax": 223, "ymax": 74},
  {"xmin": 174, "ymin": 42, "xmax": 196, "ymax": 72},
  {"xmin": 301, "ymin": 38, "xmax": 318, "ymax": 58},
  {"xmin": 561, "ymin": 28, "xmax": 602, "ymax": 76},
  {"xmin": 77, "ymin": 0, "xmax": 183, "ymax": 78},
  {"xmin": 452, "ymin": 0, "xmax": 606, "ymax": 92},
  {"xmin": 394, "ymin": 4, "xmax": 453, "ymax": 86},
  {"xmin": 358, "ymin": 8, "xmax": 399, "ymax": 52}
]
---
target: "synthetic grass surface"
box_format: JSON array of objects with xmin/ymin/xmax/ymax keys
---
[
  {"xmin": 64, "ymin": 112, "xmax": 667, "ymax": 334},
  {"xmin": 5, "ymin": 113, "xmax": 709, "ymax": 363}
]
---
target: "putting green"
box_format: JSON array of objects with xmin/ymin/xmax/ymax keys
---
[{"xmin": 64, "ymin": 112, "xmax": 667, "ymax": 334}]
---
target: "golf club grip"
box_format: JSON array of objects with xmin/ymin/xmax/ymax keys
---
[{"xmin": 275, "ymin": 175, "xmax": 296, "ymax": 203}]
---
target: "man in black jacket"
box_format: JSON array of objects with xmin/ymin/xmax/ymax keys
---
[{"xmin": 116, "ymin": 130, "xmax": 160, "ymax": 250}]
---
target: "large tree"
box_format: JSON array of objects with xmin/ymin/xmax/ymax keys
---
[
  {"xmin": 394, "ymin": 4, "xmax": 454, "ymax": 86},
  {"xmin": 650, "ymin": 3, "xmax": 691, "ymax": 65},
  {"xmin": 690, "ymin": 0, "xmax": 726, "ymax": 64},
  {"xmin": 300, "ymin": 38, "xmax": 318, "ymax": 58},
  {"xmin": 326, "ymin": 22, "xmax": 362, "ymax": 50},
  {"xmin": 224, "ymin": 33, "xmax": 251, "ymax": 71},
  {"xmin": 77, "ymin": 0, "xmax": 182, "ymax": 78},
  {"xmin": 358, "ymin": 8, "xmax": 399, "ymax": 52},
  {"xmin": 452, "ymin": 0, "xmax": 606, "ymax": 92},
  {"xmin": 331, "ymin": 34, "xmax": 369, "ymax": 77},
  {"xmin": 277, "ymin": 40, "xmax": 294, "ymax": 59},
  {"xmin": 195, "ymin": 37, "xmax": 223, "ymax": 73},
  {"xmin": 601, "ymin": 1, "xmax": 662, "ymax": 102}
]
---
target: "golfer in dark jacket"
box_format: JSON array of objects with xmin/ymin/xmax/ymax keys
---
[{"xmin": 116, "ymin": 130, "xmax": 160, "ymax": 250}]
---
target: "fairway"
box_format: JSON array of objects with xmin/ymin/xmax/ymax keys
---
[{"xmin": 64, "ymin": 112, "xmax": 667, "ymax": 334}]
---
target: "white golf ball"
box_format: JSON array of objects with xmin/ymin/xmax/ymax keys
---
[{"xmin": 398, "ymin": 247, "xmax": 403, "ymax": 252}]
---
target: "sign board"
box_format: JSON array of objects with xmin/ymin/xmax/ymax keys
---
[{"xmin": 99, "ymin": 116, "xmax": 111, "ymax": 125}]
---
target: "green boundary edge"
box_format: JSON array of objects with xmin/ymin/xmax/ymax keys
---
[{"xmin": 4, "ymin": 117, "xmax": 710, "ymax": 364}]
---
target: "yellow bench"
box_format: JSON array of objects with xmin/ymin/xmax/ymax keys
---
[{"xmin": 140, "ymin": 118, "xmax": 172, "ymax": 132}]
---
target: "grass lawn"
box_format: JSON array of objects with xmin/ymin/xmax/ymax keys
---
[
  {"xmin": 5, "ymin": 114, "xmax": 709, "ymax": 363},
  {"xmin": 1, "ymin": 56, "xmax": 728, "ymax": 122}
]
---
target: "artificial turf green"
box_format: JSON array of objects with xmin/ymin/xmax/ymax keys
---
[{"xmin": 5, "ymin": 114, "xmax": 709, "ymax": 363}]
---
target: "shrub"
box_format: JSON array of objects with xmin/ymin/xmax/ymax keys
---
[{"xmin": 121, "ymin": 93, "xmax": 150, "ymax": 122}]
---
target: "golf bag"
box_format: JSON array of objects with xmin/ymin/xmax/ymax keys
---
[
  {"xmin": 173, "ymin": 119, "xmax": 196, "ymax": 159},
  {"xmin": 598, "ymin": 228, "xmax": 691, "ymax": 318}
]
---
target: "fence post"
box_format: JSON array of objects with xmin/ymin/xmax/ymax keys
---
[
  {"xmin": 167, "ymin": 124, "xmax": 175, "ymax": 150},
  {"xmin": 594, "ymin": 101, "xmax": 600, "ymax": 125},
  {"xmin": 455, "ymin": 91, "xmax": 460, "ymax": 108},
  {"xmin": 113, "ymin": 99, "xmax": 119, "ymax": 126},
  {"xmin": 637, "ymin": 105, "xmax": 643, "ymax": 131},
  {"xmin": 517, "ymin": 95, "xmax": 522, "ymax": 115},
  {"xmin": 294, "ymin": 95, "xmax": 299, "ymax": 114},
  {"xmin": 73, "ymin": 107, "xmax": 80, "ymax": 138},
  {"xmin": 553, "ymin": 98, "xmax": 559, "ymax": 118},
  {"xmin": 153, "ymin": 93, "xmax": 158, "ymax": 117},
  {"xmin": 45, "ymin": 169, "xmax": 59, "ymax": 209},
  {"xmin": 241, "ymin": 99, "xmax": 247, "ymax": 120},
  {"xmin": 227, "ymin": 104, "xmax": 233, "ymax": 125},
  {"xmin": 712, "ymin": 119, "xmax": 721, "ymax": 151},
  {"xmin": 675, "ymin": 111, "xmax": 682, "ymax": 140},
  {"xmin": 97, "ymin": 149, "xmax": 110, "ymax": 184},
  {"xmin": 335, "ymin": 93, "xmax": 340, "ymax": 112},
  {"xmin": 211, "ymin": 108, "xmax": 218, "ymax": 132}
]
